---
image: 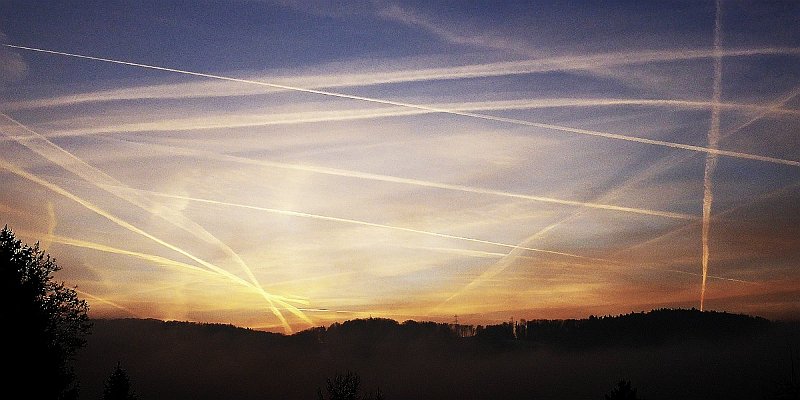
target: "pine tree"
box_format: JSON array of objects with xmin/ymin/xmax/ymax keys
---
[{"xmin": 103, "ymin": 363, "xmax": 138, "ymax": 400}]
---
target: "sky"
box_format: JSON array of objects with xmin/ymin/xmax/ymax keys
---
[{"xmin": 1, "ymin": 0, "xmax": 799, "ymax": 333}]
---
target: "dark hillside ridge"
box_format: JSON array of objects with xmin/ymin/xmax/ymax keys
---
[{"xmin": 74, "ymin": 309, "xmax": 795, "ymax": 400}]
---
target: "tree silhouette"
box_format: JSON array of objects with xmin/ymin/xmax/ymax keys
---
[
  {"xmin": 604, "ymin": 380, "xmax": 642, "ymax": 400},
  {"xmin": 103, "ymin": 363, "xmax": 138, "ymax": 400},
  {"xmin": 1, "ymin": 226, "xmax": 91, "ymax": 399},
  {"xmin": 317, "ymin": 372, "xmax": 383, "ymax": 400}
]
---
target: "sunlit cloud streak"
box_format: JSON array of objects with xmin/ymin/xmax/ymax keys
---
[
  {"xmin": 16, "ymin": 229, "xmax": 307, "ymax": 304},
  {"xmin": 440, "ymin": 217, "xmax": 572, "ymax": 306},
  {"xmin": 722, "ymin": 85, "xmax": 800, "ymax": 140},
  {"xmin": 614, "ymin": 180, "xmax": 800, "ymax": 259},
  {"xmin": 4, "ymin": 45, "xmax": 799, "ymax": 168},
  {"xmin": 33, "ymin": 98, "xmax": 800, "ymax": 138},
  {"xmin": 17, "ymin": 230, "xmax": 212, "ymax": 275},
  {"xmin": 0, "ymin": 159, "xmax": 310, "ymax": 332},
  {"xmin": 0, "ymin": 113, "xmax": 312, "ymax": 331},
  {"xmin": 74, "ymin": 288, "xmax": 142, "ymax": 318},
  {"xmin": 443, "ymin": 194, "xmax": 758, "ymax": 309},
  {"xmin": 7, "ymin": 45, "xmax": 800, "ymax": 109},
  {"xmin": 101, "ymin": 185, "xmax": 602, "ymax": 261},
  {"xmin": 97, "ymin": 137, "xmax": 693, "ymax": 220},
  {"xmin": 554, "ymin": 85, "xmax": 800, "ymax": 269},
  {"xmin": 0, "ymin": 113, "xmax": 264, "ymax": 290},
  {"xmin": 38, "ymin": 202, "xmax": 57, "ymax": 252}
]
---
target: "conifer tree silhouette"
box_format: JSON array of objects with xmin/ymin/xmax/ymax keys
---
[
  {"xmin": 604, "ymin": 380, "xmax": 641, "ymax": 400},
  {"xmin": 103, "ymin": 363, "xmax": 138, "ymax": 400}
]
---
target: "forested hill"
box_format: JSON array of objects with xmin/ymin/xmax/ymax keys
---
[
  {"xmin": 74, "ymin": 310, "xmax": 793, "ymax": 400},
  {"xmin": 484, "ymin": 308, "xmax": 772, "ymax": 346},
  {"xmin": 90, "ymin": 308, "xmax": 773, "ymax": 348}
]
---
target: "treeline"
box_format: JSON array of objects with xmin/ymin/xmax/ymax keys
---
[
  {"xmin": 77, "ymin": 312, "xmax": 796, "ymax": 400},
  {"xmin": 286, "ymin": 308, "xmax": 772, "ymax": 350},
  {"xmin": 94, "ymin": 309, "xmax": 774, "ymax": 359},
  {"xmin": 474, "ymin": 308, "xmax": 772, "ymax": 347}
]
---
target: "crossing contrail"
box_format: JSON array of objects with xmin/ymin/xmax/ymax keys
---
[
  {"xmin": 103, "ymin": 185, "xmax": 604, "ymax": 261},
  {"xmin": 7, "ymin": 45, "xmax": 800, "ymax": 109},
  {"xmin": 700, "ymin": 0, "xmax": 723, "ymax": 311},
  {"xmin": 615, "ymin": 180, "xmax": 800, "ymax": 259},
  {"xmin": 440, "ymin": 216, "xmax": 575, "ymax": 305},
  {"xmin": 37, "ymin": 232, "xmax": 309, "ymax": 303},
  {"xmin": 724, "ymin": 85, "xmax": 800, "ymax": 138},
  {"xmin": 5, "ymin": 44, "xmax": 799, "ymax": 167},
  {"xmin": 0, "ymin": 112, "xmax": 314, "ymax": 330},
  {"xmin": 0, "ymin": 159, "xmax": 311, "ymax": 332},
  {"xmin": 33, "ymin": 98, "xmax": 800, "ymax": 139},
  {"xmin": 27, "ymin": 231, "xmax": 217, "ymax": 274},
  {"xmin": 0, "ymin": 113, "xmax": 267, "ymax": 293},
  {"xmin": 119, "ymin": 138, "xmax": 694, "ymax": 220},
  {"xmin": 545, "ymin": 83, "xmax": 800, "ymax": 266},
  {"xmin": 74, "ymin": 288, "xmax": 142, "ymax": 318}
]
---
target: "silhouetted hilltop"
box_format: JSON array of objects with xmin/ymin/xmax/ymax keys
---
[
  {"xmin": 292, "ymin": 308, "xmax": 771, "ymax": 350},
  {"xmin": 99, "ymin": 308, "xmax": 771, "ymax": 349},
  {"xmin": 74, "ymin": 310, "xmax": 797, "ymax": 400},
  {"xmin": 482, "ymin": 308, "xmax": 772, "ymax": 347}
]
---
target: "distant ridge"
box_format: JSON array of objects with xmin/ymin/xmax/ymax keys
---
[
  {"xmin": 74, "ymin": 309, "xmax": 794, "ymax": 400},
  {"xmin": 94, "ymin": 308, "xmax": 772, "ymax": 347}
]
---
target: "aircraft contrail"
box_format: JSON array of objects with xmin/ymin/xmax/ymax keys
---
[
  {"xmin": 0, "ymin": 113, "xmax": 312, "ymax": 330},
  {"xmin": 611, "ymin": 180, "xmax": 800, "ymax": 269},
  {"xmin": 38, "ymin": 202, "xmax": 57, "ymax": 252},
  {"xmin": 555, "ymin": 83, "xmax": 800, "ymax": 264},
  {"xmin": 36, "ymin": 231, "xmax": 308, "ymax": 304},
  {"xmin": 723, "ymin": 85, "xmax": 800, "ymax": 138},
  {"xmin": 436, "ymin": 146, "xmax": 716, "ymax": 306},
  {"xmin": 8, "ymin": 45, "xmax": 800, "ymax": 109},
  {"xmin": 442, "ymin": 172, "xmax": 761, "ymax": 307},
  {"xmin": 74, "ymin": 288, "xmax": 142, "ymax": 318},
  {"xmin": 0, "ymin": 159, "xmax": 310, "ymax": 332},
  {"xmin": 104, "ymin": 185, "xmax": 604, "ymax": 261},
  {"xmin": 440, "ymin": 216, "xmax": 575, "ymax": 305},
  {"xmin": 0, "ymin": 113, "xmax": 265, "ymax": 290},
  {"xmin": 5, "ymin": 44, "xmax": 799, "ymax": 167},
  {"xmin": 700, "ymin": 0, "xmax": 723, "ymax": 311},
  {"xmin": 33, "ymin": 97, "xmax": 800, "ymax": 139},
  {"xmin": 112, "ymin": 137, "xmax": 694, "ymax": 220},
  {"xmin": 25, "ymin": 231, "xmax": 216, "ymax": 275}
]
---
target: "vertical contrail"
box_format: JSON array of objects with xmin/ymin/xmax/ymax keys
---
[
  {"xmin": 700, "ymin": 0, "xmax": 723, "ymax": 311},
  {"xmin": 39, "ymin": 202, "xmax": 57, "ymax": 252}
]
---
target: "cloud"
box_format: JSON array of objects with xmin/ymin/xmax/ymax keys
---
[
  {"xmin": 376, "ymin": 3, "xmax": 535, "ymax": 56},
  {"xmin": 0, "ymin": 31, "xmax": 28, "ymax": 83},
  {"xmin": 8, "ymin": 45, "xmax": 800, "ymax": 110}
]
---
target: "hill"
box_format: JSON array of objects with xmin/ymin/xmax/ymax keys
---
[{"xmin": 74, "ymin": 310, "xmax": 798, "ymax": 400}]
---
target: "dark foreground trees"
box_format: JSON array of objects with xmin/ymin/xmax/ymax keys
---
[
  {"xmin": 317, "ymin": 372, "xmax": 384, "ymax": 400},
  {"xmin": 1, "ymin": 226, "xmax": 91, "ymax": 399},
  {"xmin": 103, "ymin": 363, "xmax": 138, "ymax": 400},
  {"xmin": 604, "ymin": 380, "xmax": 642, "ymax": 400}
]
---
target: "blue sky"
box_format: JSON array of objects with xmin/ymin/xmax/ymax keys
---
[{"xmin": 1, "ymin": 0, "xmax": 799, "ymax": 332}]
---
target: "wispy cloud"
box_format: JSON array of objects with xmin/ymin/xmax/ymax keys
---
[
  {"xmin": 0, "ymin": 31, "xmax": 28, "ymax": 83},
  {"xmin": 7, "ymin": 45, "xmax": 800, "ymax": 109},
  {"xmin": 3, "ymin": 1, "xmax": 799, "ymax": 326}
]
